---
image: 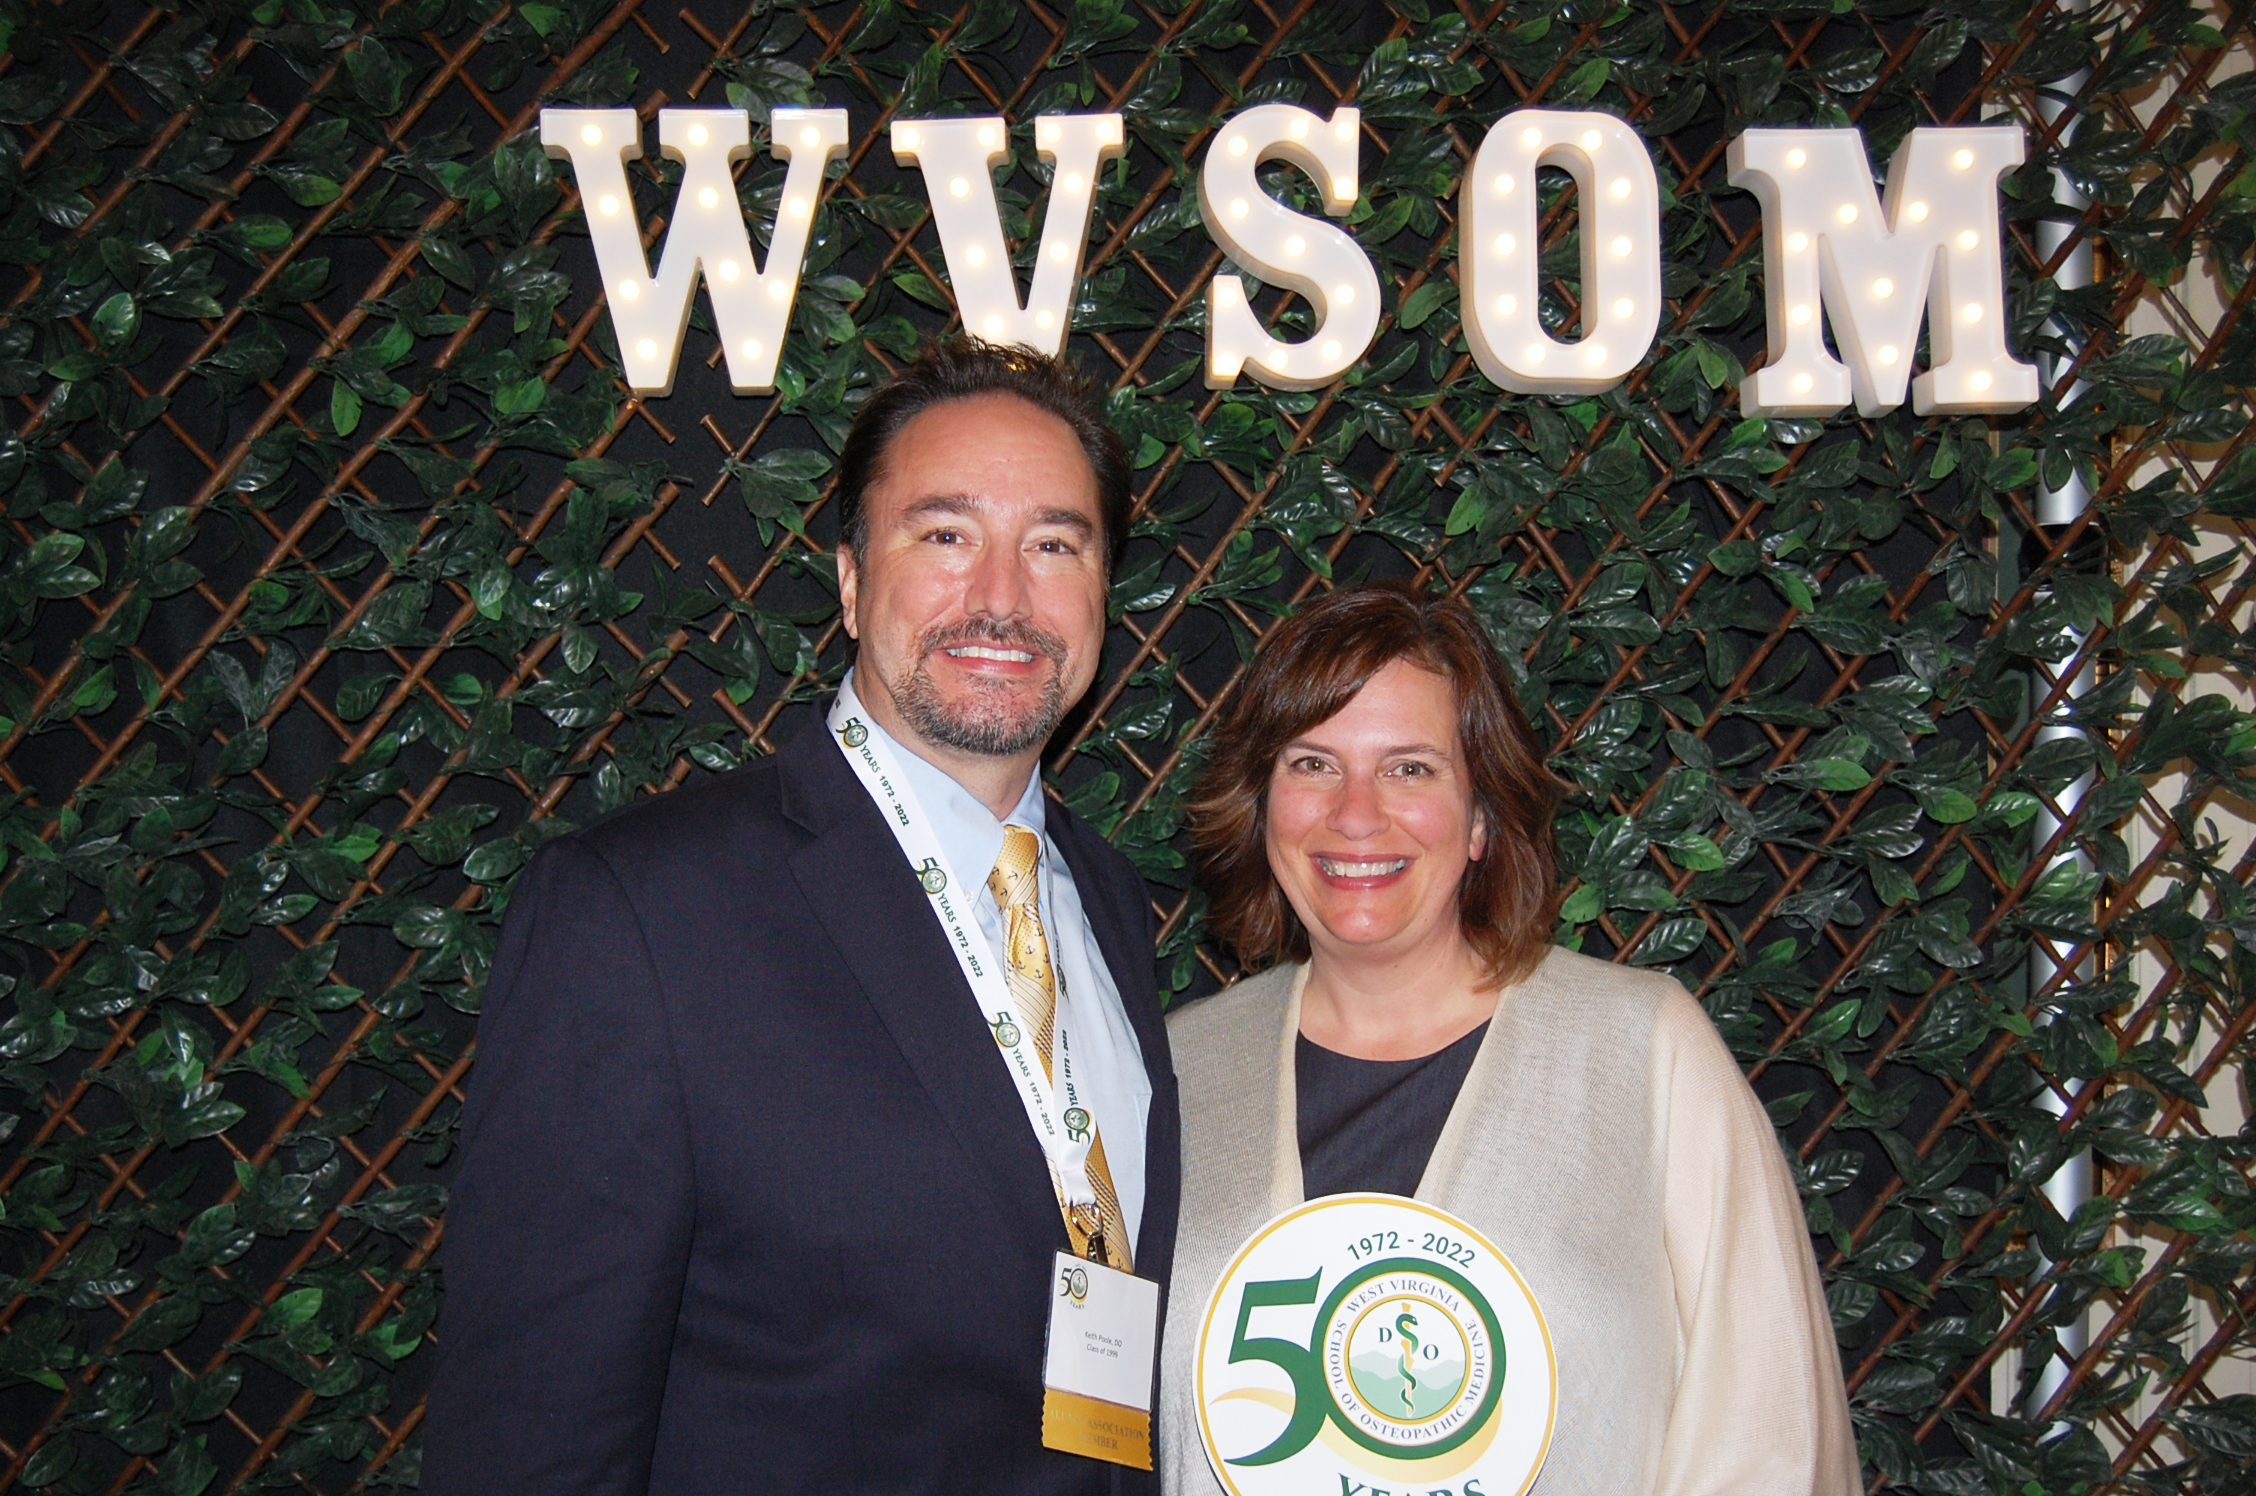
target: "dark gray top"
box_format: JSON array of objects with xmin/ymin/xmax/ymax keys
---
[{"xmin": 1295, "ymin": 1021, "xmax": 1490, "ymax": 1199}]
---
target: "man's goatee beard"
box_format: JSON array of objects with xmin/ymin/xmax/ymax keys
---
[{"xmin": 891, "ymin": 618, "xmax": 1074, "ymax": 757}]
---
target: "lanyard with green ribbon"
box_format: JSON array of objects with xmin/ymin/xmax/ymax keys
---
[{"xmin": 826, "ymin": 683, "xmax": 1104, "ymax": 1227}]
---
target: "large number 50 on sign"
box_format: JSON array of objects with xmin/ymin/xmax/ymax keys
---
[{"xmin": 1194, "ymin": 1196, "xmax": 1556, "ymax": 1496}]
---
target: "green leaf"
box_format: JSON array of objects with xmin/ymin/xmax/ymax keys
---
[
  {"xmin": 1356, "ymin": 194, "xmax": 1415, "ymax": 245},
  {"xmin": 93, "ymin": 292, "xmax": 140, "ymax": 349},
  {"xmin": 1771, "ymin": 569, "xmax": 1816, "ymax": 614},
  {"xmin": 262, "ymin": 1287, "xmax": 324, "ymax": 1333},
  {"xmin": 493, "ymin": 376, "xmax": 548, "ymax": 416},
  {"xmin": 1443, "ymin": 486, "xmax": 1488, "ymax": 537},
  {"xmin": 1810, "ymin": 759, "xmax": 1872, "ymax": 792},
  {"xmin": 369, "ymin": 321, "xmax": 416, "ymax": 367},
  {"xmin": 1870, "ymin": 859, "xmax": 1919, "ymax": 906},
  {"xmin": 0, "ymin": 72, "xmax": 69, "ymax": 124},
  {"xmin": 1984, "ymin": 790, "xmax": 2041, "ymax": 827},
  {"xmin": 1918, "ymin": 786, "xmax": 1980, "ymax": 824},
  {"xmin": 1398, "ymin": 278, "xmax": 1454, "ymax": 331},
  {"xmin": 172, "ymin": 1364, "xmax": 244, "ymax": 1423},
  {"xmin": 1052, "ymin": 0, "xmax": 1138, "ymax": 64},
  {"xmin": 1708, "ymin": 538, "xmax": 1761, "ymax": 576},
  {"xmin": 891, "ymin": 271, "xmax": 953, "ymax": 310},
  {"xmin": 1806, "ymin": 1000, "xmax": 1861, "ymax": 1047},
  {"xmin": 339, "ymin": 1183, "xmax": 447, "ymax": 1235},
  {"xmin": 270, "ymin": 168, "xmax": 343, "ymax": 207},
  {"xmin": 421, "ymin": 237, "xmax": 477, "ymax": 290},
  {"xmin": 1556, "ymin": 56, "xmax": 1610, "ymax": 104},
  {"xmin": 463, "ymin": 838, "xmax": 525, "ymax": 884},
  {"xmin": 2175, "ymin": 1396, "xmax": 2256, "ymax": 1456},
  {"xmin": 1628, "ymin": 914, "xmax": 1707, "ymax": 966},
  {"xmin": 1990, "ymin": 448, "xmax": 2038, "ymax": 491},
  {"xmin": 331, "ymin": 381, "xmax": 362, "ymax": 437}
]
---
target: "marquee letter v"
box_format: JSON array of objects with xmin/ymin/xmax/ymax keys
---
[{"xmin": 892, "ymin": 114, "xmax": 1125, "ymax": 357}]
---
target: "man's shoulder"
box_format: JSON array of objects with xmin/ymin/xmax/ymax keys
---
[{"xmin": 549, "ymin": 752, "xmax": 798, "ymax": 883}]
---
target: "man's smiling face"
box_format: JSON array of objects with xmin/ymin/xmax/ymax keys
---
[{"xmin": 838, "ymin": 391, "xmax": 1110, "ymax": 765}]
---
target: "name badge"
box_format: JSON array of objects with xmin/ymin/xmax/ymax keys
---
[{"xmin": 1042, "ymin": 1253, "xmax": 1160, "ymax": 1469}]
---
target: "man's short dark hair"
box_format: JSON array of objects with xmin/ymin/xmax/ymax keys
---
[{"xmin": 835, "ymin": 337, "xmax": 1132, "ymax": 570}]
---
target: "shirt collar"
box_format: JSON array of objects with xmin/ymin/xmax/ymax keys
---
[{"xmin": 838, "ymin": 672, "xmax": 1046, "ymax": 886}]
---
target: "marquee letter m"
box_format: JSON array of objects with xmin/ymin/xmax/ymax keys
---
[{"xmin": 1729, "ymin": 126, "xmax": 2038, "ymax": 419}]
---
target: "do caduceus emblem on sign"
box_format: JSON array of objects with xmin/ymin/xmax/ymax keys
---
[{"xmin": 1194, "ymin": 1196, "xmax": 1555, "ymax": 1496}]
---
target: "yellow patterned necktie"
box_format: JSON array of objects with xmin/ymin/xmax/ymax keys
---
[{"xmin": 987, "ymin": 825, "xmax": 1132, "ymax": 1272}]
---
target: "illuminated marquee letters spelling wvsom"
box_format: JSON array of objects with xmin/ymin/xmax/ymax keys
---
[{"xmin": 540, "ymin": 106, "xmax": 2035, "ymax": 418}]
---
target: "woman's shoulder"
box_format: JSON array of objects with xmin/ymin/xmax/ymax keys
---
[
  {"xmin": 1511, "ymin": 944, "xmax": 1712, "ymax": 1039},
  {"xmin": 1164, "ymin": 964, "xmax": 1297, "ymax": 1070},
  {"xmin": 1521, "ymin": 943, "xmax": 1689, "ymax": 1007},
  {"xmin": 1517, "ymin": 945, "xmax": 1738, "ymax": 1080}
]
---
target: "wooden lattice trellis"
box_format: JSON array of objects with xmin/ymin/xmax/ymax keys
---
[{"xmin": 1, "ymin": 0, "xmax": 2252, "ymax": 1492}]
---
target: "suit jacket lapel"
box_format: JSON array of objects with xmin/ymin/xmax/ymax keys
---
[
  {"xmin": 778, "ymin": 723, "xmax": 1068, "ymax": 1256},
  {"xmin": 1047, "ymin": 810, "xmax": 1166, "ymax": 1075}
]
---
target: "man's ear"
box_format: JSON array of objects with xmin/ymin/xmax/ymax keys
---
[{"xmin": 837, "ymin": 543, "xmax": 861, "ymax": 640}]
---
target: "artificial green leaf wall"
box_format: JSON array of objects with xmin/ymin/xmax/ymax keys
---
[{"xmin": 1, "ymin": 1, "xmax": 2253, "ymax": 1492}]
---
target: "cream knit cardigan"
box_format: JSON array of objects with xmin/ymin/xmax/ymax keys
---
[{"xmin": 1156, "ymin": 946, "xmax": 1863, "ymax": 1496}]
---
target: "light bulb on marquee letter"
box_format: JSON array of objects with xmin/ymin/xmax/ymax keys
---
[
  {"xmin": 890, "ymin": 114, "xmax": 1126, "ymax": 356},
  {"xmin": 540, "ymin": 106, "xmax": 849, "ymax": 396},
  {"xmin": 1198, "ymin": 104, "xmax": 1379, "ymax": 391},
  {"xmin": 1728, "ymin": 126, "xmax": 2036, "ymax": 417},
  {"xmin": 1461, "ymin": 109, "xmax": 1660, "ymax": 394}
]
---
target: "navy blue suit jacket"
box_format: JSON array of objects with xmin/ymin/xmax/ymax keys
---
[{"xmin": 419, "ymin": 717, "xmax": 1181, "ymax": 1496}]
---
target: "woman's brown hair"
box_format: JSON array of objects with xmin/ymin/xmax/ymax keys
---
[{"xmin": 1190, "ymin": 581, "xmax": 1564, "ymax": 985}]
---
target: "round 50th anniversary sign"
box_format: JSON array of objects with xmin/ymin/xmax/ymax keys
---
[{"xmin": 1195, "ymin": 1196, "xmax": 1555, "ymax": 1496}]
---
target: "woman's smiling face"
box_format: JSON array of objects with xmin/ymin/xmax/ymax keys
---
[{"xmin": 1264, "ymin": 656, "xmax": 1487, "ymax": 964}]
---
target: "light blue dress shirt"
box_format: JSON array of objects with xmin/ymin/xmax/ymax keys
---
[{"xmin": 835, "ymin": 673, "xmax": 1151, "ymax": 1248}]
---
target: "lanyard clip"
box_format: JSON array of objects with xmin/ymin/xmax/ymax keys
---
[{"xmin": 1072, "ymin": 1203, "xmax": 1108, "ymax": 1266}]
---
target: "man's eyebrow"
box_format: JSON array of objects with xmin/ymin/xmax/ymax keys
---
[
  {"xmin": 1034, "ymin": 507, "xmax": 1097, "ymax": 536},
  {"xmin": 896, "ymin": 495, "xmax": 1097, "ymax": 536},
  {"xmin": 899, "ymin": 494, "xmax": 976, "ymax": 522}
]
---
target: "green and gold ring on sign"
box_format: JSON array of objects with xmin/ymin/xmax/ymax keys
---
[{"xmin": 1194, "ymin": 1196, "xmax": 1555, "ymax": 1496}]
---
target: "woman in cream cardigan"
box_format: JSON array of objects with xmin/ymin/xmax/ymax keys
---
[{"xmin": 1158, "ymin": 582, "xmax": 1860, "ymax": 1496}]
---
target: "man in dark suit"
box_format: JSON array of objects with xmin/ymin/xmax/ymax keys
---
[{"xmin": 420, "ymin": 339, "xmax": 1179, "ymax": 1496}]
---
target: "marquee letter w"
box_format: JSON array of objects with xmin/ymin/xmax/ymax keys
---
[{"xmin": 540, "ymin": 107, "xmax": 849, "ymax": 397}]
